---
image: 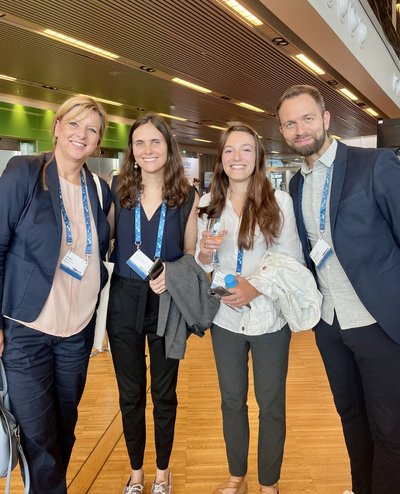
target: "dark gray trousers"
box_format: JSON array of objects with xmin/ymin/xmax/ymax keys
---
[{"xmin": 211, "ymin": 324, "xmax": 291, "ymax": 486}]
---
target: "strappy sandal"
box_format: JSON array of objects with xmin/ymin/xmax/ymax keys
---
[{"xmin": 213, "ymin": 478, "xmax": 248, "ymax": 494}]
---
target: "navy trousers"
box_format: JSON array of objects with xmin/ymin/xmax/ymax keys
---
[
  {"xmin": 315, "ymin": 315, "xmax": 400, "ymax": 494},
  {"xmin": 2, "ymin": 318, "xmax": 95, "ymax": 494}
]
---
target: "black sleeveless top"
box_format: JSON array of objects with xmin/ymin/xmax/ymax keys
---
[{"xmin": 112, "ymin": 203, "xmax": 184, "ymax": 280}]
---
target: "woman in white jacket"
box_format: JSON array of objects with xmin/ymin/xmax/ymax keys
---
[{"xmin": 196, "ymin": 123, "xmax": 303, "ymax": 494}]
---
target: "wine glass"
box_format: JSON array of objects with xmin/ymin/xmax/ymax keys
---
[{"xmin": 206, "ymin": 217, "xmax": 228, "ymax": 267}]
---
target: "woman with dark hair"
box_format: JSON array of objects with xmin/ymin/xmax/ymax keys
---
[
  {"xmin": 0, "ymin": 95, "xmax": 111, "ymax": 494},
  {"xmin": 107, "ymin": 113, "xmax": 198, "ymax": 494},
  {"xmin": 196, "ymin": 123, "xmax": 303, "ymax": 494}
]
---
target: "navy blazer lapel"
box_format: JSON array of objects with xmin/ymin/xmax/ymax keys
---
[
  {"xmin": 330, "ymin": 141, "xmax": 347, "ymax": 232},
  {"xmin": 45, "ymin": 157, "xmax": 63, "ymax": 235}
]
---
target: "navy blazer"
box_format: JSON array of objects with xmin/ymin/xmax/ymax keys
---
[
  {"xmin": 0, "ymin": 154, "xmax": 111, "ymax": 328},
  {"xmin": 289, "ymin": 141, "xmax": 400, "ymax": 343}
]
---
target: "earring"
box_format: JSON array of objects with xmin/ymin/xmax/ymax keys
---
[{"xmin": 134, "ymin": 161, "xmax": 139, "ymax": 169}]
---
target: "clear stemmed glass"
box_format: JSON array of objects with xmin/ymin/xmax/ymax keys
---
[{"xmin": 206, "ymin": 217, "xmax": 228, "ymax": 268}]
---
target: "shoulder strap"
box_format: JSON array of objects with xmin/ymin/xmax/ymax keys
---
[
  {"xmin": 0, "ymin": 358, "xmax": 30, "ymax": 494},
  {"xmin": 111, "ymin": 175, "xmax": 121, "ymax": 228},
  {"xmin": 92, "ymin": 173, "xmax": 103, "ymax": 208},
  {"xmin": 179, "ymin": 186, "xmax": 196, "ymax": 249}
]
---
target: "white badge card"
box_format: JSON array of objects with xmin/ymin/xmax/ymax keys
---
[
  {"xmin": 211, "ymin": 270, "xmax": 227, "ymax": 289},
  {"xmin": 126, "ymin": 249, "xmax": 154, "ymax": 279},
  {"xmin": 310, "ymin": 238, "xmax": 333, "ymax": 269},
  {"xmin": 60, "ymin": 250, "xmax": 88, "ymax": 280}
]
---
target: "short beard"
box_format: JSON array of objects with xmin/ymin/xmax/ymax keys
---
[{"xmin": 289, "ymin": 129, "xmax": 327, "ymax": 157}]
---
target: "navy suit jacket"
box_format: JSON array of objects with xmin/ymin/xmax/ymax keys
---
[
  {"xmin": 0, "ymin": 154, "xmax": 111, "ymax": 328},
  {"xmin": 289, "ymin": 141, "xmax": 400, "ymax": 343}
]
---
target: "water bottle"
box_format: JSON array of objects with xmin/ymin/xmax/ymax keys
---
[{"xmin": 224, "ymin": 274, "xmax": 251, "ymax": 311}]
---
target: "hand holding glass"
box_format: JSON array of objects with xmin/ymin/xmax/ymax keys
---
[{"xmin": 206, "ymin": 217, "xmax": 228, "ymax": 267}]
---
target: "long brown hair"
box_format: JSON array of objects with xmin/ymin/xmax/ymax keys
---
[
  {"xmin": 116, "ymin": 113, "xmax": 190, "ymax": 208},
  {"xmin": 42, "ymin": 95, "xmax": 108, "ymax": 188},
  {"xmin": 198, "ymin": 123, "xmax": 281, "ymax": 250}
]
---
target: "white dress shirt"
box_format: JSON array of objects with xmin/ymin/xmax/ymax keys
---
[{"xmin": 301, "ymin": 139, "xmax": 375, "ymax": 329}]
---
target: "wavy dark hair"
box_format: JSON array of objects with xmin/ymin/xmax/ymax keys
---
[
  {"xmin": 42, "ymin": 95, "xmax": 107, "ymax": 189},
  {"xmin": 116, "ymin": 113, "xmax": 190, "ymax": 208},
  {"xmin": 198, "ymin": 123, "xmax": 282, "ymax": 250}
]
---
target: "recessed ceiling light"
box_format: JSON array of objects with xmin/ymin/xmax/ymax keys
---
[
  {"xmin": 272, "ymin": 37, "xmax": 289, "ymax": 46},
  {"xmin": 79, "ymin": 94, "xmax": 122, "ymax": 107},
  {"xmin": 330, "ymin": 134, "xmax": 342, "ymax": 140},
  {"xmin": 221, "ymin": 0, "xmax": 263, "ymax": 26},
  {"xmin": 271, "ymin": 150, "xmax": 279, "ymax": 154},
  {"xmin": 294, "ymin": 54, "xmax": 325, "ymax": 75},
  {"xmin": 237, "ymin": 102, "xmax": 265, "ymax": 113},
  {"xmin": 42, "ymin": 29, "xmax": 119, "ymax": 60},
  {"xmin": 157, "ymin": 112, "xmax": 187, "ymax": 122},
  {"xmin": 172, "ymin": 77, "xmax": 211, "ymax": 94}
]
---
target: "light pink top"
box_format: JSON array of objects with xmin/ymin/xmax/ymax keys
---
[{"xmin": 20, "ymin": 175, "xmax": 100, "ymax": 337}]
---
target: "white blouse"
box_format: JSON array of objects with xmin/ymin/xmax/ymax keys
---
[{"xmin": 196, "ymin": 189, "xmax": 303, "ymax": 334}]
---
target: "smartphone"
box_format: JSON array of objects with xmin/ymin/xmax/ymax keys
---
[
  {"xmin": 148, "ymin": 258, "xmax": 164, "ymax": 280},
  {"xmin": 208, "ymin": 285, "xmax": 231, "ymax": 299}
]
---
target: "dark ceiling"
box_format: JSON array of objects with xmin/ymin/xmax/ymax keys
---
[{"xmin": 0, "ymin": 0, "xmax": 385, "ymax": 155}]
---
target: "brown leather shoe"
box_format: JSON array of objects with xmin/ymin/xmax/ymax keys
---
[{"xmin": 213, "ymin": 478, "xmax": 248, "ymax": 494}]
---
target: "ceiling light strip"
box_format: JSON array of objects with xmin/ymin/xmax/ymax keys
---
[
  {"xmin": 222, "ymin": 0, "xmax": 263, "ymax": 26},
  {"xmin": 339, "ymin": 88, "xmax": 358, "ymax": 101},
  {"xmin": 294, "ymin": 54, "xmax": 325, "ymax": 75},
  {"xmin": 193, "ymin": 138, "xmax": 212, "ymax": 143},
  {"xmin": 157, "ymin": 112, "xmax": 187, "ymax": 122},
  {"xmin": 79, "ymin": 94, "xmax": 123, "ymax": 107},
  {"xmin": 0, "ymin": 74, "xmax": 17, "ymax": 81},
  {"xmin": 237, "ymin": 101, "xmax": 265, "ymax": 113},
  {"xmin": 172, "ymin": 77, "xmax": 212, "ymax": 94},
  {"xmin": 43, "ymin": 29, "xmax": 119, "ymax": 60},
  {"xmin": 365, "ymin": 107, "xmax": 379, "ymax": 117}
]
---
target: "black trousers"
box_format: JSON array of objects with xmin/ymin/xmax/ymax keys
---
[
  {"xmin": 107, "ymin": 275, "xmax": 180, "ymax": 470},
  {"xmin": 315, "ymin": 314, "xmax": 400, "ymax": 494},
  {"xmin": 2, "ymin": 318, "xmax": 95, "ymax": 494}
]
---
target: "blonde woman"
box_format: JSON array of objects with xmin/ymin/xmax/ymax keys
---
[{"xmin": 0, "ymin": 96, "xmax": 111, "ymax": 494}]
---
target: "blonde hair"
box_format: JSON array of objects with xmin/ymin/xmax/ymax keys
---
[{"xmin": 42, "ymin": 95, "xmax": 108, "ymax": 188}]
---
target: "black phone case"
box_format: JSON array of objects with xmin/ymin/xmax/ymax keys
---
[{"xmin": 148, "ymin": 258, "xmax": 164, "ymax": 280}]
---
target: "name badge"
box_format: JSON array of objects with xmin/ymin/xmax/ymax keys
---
[
  {"xmin": 310, "ymin": 238, "xmax": 333, "ymax": 270},
  {"xmin": 211, "ymin": 270, "xmax": 227, "ymax": 288},
  {"xmin": 126, "ymin": 249, "xmax": 154, "ymax": 279},
  {"xmin": 60, "ymin": 250, "xmax": 88, "ymax": 280}
]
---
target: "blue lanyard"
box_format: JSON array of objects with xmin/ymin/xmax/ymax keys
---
[
  {"xmin": 319, "ymin": 166, "xmax": 333, "ymax": 235},
  {"xmin": 59, "ymin": 170, "xmax": 92, "ymax": 258},
  {"xmin": 135, "ymin": 198, "xmax": 167, "ymax": 259},
  {"xmin": 236, "ymin": 248, "xmax": 244, "ymax": 275}
]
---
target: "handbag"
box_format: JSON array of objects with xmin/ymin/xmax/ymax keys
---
[
  {"xmin": 92, "ymin": 173, "xmax": 114, "ymax": 354},
  {"xmin": 0, "ymin": 358, "xmax": 30, "ymax": 494}
]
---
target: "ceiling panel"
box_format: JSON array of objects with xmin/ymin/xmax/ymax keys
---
[{"xmin": 0, "ymin": 0, "xmax": 381, "ymax": 153}]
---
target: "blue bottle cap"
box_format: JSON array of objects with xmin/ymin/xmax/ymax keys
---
[{"xmin": 224, "ymin": 274, "xmax": 237, "ymax": 289}]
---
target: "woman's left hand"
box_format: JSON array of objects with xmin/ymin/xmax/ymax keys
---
[
  {"xmin": 149, "ymin": 264, "xmax": 167, "ymax": 295},
  {"xmin": 222, "ymin": 277, "xmax": 259, "ymax": 308}
]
